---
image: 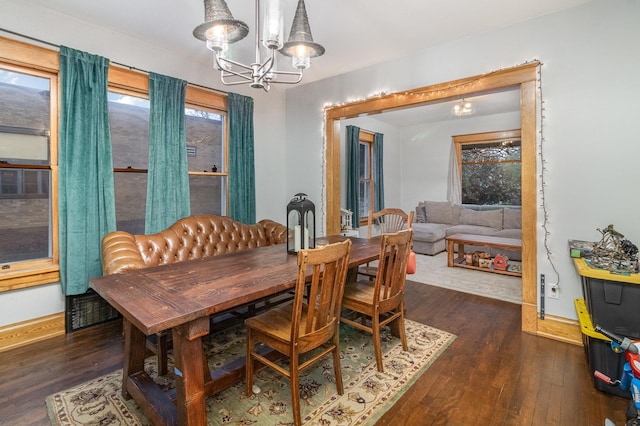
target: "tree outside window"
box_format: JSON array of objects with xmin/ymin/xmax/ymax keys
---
[{"xmin": 455, "ymin": 130, "xmax": 521, "ymax": 206}]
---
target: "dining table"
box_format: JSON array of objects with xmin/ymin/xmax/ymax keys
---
[{"xmin": 90, "ymin": 235, "xmax": 381, "ymax": 426}]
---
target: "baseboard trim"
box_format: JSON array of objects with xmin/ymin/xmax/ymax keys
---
[
  {"xmin": 536, "ymin": 313, "xmax": 582, "ymax": 346},
  {"xmin": 0, "ymin": 312, "xmax": 65, "ymax": 353},
  {"xmin": 0, "ymin": 308, "xmax": 583, "ymax": 352}
]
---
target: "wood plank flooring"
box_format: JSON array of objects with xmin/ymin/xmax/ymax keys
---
[{"xmin": 0, "ymin": 281, "xmax": 630, "ymax": 425}]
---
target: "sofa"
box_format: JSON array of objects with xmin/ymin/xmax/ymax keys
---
[
  {"xmin": 411, "ymin": 201, "xmax": 522, "ymax": 260},
  {"xmin": 102, "ymin": 214, "xmax": 288, "ymax": 274},
  {"xmin": 101, "ymin": 214, "xmax": 289, "ymax": 374}
]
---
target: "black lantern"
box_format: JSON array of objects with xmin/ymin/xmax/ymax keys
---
[{"xmin": 287, "ymin": 193, "xmax": 315, "ymax": 254}]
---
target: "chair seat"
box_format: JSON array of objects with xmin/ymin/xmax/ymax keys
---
[
  {"xmin": 245, "ymin": 303, "xmax": 302, "ymax": 346},
  {"xmin": 357, "ymin": 264, "xmax": 378, "ymax": 279},
  {"xmin": 343, "ymin": 280, "xmax": 377, "ymax": 305}
]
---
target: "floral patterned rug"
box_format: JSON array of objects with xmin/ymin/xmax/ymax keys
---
[{"xmin": 46, "ymin": 319, "xmax": 455, "ymax": 425}]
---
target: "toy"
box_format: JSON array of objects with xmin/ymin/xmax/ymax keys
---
[{"xmin": 594, "ymin": 325, "xmax": 640, "ymax": 426}]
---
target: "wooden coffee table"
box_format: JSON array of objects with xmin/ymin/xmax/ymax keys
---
[{"xmin": 446, "ymin": 233, "xmax": 522, "ymax": 277}]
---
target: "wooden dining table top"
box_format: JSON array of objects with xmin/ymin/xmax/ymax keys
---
[{"xmin": 90, "ymin": 235, "xmax": 380, "ymax": 336}]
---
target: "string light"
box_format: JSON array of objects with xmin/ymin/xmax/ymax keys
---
[{"xmin": 537, "ymin": 63, "xmax": 561, "ymax": 287}]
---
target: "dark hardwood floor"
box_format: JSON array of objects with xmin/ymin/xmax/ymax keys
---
[{"xmin": 0, "ymin": 282, "xmax": 630, "ymax": 425}]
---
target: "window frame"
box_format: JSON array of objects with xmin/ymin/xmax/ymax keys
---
[
  {"xmin": 184, "ymin": 101, "xmax": 229, "ymax": 215},
  {"xmin": 358, "ymin": 130, "xmax": 375, "ymax": 226},
  {"xmin": 0, "ymin": 60, "xmax": 59, "ymax": 289},
  {"xmin": 0, "ymin": 35, "xmax": 229, "ymax": 292},
  {"xmin": 453, "ymin": 129, "xmax": 522, "ymax": 206}
]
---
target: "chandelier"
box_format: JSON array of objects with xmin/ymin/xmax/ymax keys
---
[
  {"xmin": 451, "ymin": 98, "xmax": 475, "ymax": 116},
  {"xmin": 193, "ymin": 0, "xmax": 325, "ymax": 91}
]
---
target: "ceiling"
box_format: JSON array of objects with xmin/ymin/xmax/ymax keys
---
[
  {"xmin": 17, "ymin": 0, "xmax": 589, "ymax": 85},
  {"xmin": 363, "ymin": 89, "xmax": 522, "ymax": 126},
  {"xmin": 12, "ymin": 0, "xmax": 588, "ymax": 125}
]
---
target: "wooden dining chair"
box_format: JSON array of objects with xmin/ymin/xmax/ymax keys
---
[
  {"xmin": 245, "ymin": 239, "xmax": 352, "ymax": 426},
  {"xmin": 342, "ymin": 229, "xmax": 413, "ymax": 372},
  {"xmin": 358, "ymin": 207, "xmax": 414, "ymax": 280}
]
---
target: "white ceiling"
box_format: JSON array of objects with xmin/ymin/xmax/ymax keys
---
[
  {"xmin": 19, "ymin": 0, "xmax": 590, "ymax": 85},
  {"xmin": 14, "ymin": 0, "xmax": 589, "ymax": 125},
  {"xmin": 365, "ymin": 89, "xmax": 522, "ymax": 126}
]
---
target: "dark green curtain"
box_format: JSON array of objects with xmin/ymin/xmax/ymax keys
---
[
  {"xmin": 58, "ymin": 46, "xmax": 116, "ymax": 295},
  {"xmin": 346, "ymin": 125, "xmax": 360, "ymax": 225},
  {"xmin": 373, "ymin": 132, "xmax": 385, "ymax": 211},
  {"xmin": 145, "ymin": 72, "xmax": 190, "ymax": 234},
  {"xmin": 228, "ymin": 92, "xmax": 256, "ymax": 224}
]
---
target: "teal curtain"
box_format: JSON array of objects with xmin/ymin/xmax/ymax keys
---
[
  {"xmin": 373, "ymin": 132, "xmax": 385, "ymax": 211},
  {"xmin": 58, "ymin": 46, "xmax": 116, "ymax": 295},
  {"xmin": 346, "ymin": 125, "xmax": 360, "ymax": 225},
  {"xmin": 228, "ymin": 92, "xmax": 256, "ymax": 224},
  {"xmin": 145, "ymin": 72, "xmax": 190, "ymax": 234}
]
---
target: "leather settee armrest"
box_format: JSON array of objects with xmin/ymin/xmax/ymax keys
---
[
  {"xmin": 101, "ymin": 231, "xmax": 146, "ymax": 275},
  {"xmin": 259, "ymin": 219, "xmax": 288, "ymax": 245}
]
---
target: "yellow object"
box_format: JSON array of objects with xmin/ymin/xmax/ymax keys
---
[
  {"xmin": 574, "ymin": 298, "xmax": 609, "ymax": 340},
  {"xmin": 573, "ymin": 258, "xmax": 640, "ymax": 285}
]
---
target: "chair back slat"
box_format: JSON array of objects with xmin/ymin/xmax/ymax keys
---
[
  {"xmin": 367, "ymin": 208, "xmax": 414, "ymax": 239},
  {"xmin": 292, "ymin": 239, "xmax": 352, "ymax": 341},
  {"xmin": 373, "ymin": 229, "xmax": 413, "ymax": 305}
]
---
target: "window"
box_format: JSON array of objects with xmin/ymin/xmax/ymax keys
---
[
  {"xmin": 0, "ymin": 37, "xmax": 229, "ymax": 291},
  {"xmin": 109, "ymin": 91, "xmax": 150, "ymax": 235},
  {"xmin": 0, "ymin": 66, "xmax": 56, "ymax": 267},
  {"xmin": 358, "ymin": 131, "xmax": 375, "ymax": 223},
  {"xmin": 108, "ymin": 94, "xmax": 227, "ymax": 233},
  {"xmin": 454, "ymin": 130, "xmax": 521, "ymax": 206},
  {"xmin": 185, "ymin": 106, "xmax": 227, "ymax": 216}
]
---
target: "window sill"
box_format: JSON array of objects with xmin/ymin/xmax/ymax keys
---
[{"xmin": 0, "ymin": 265, "xmax": 60, "ymax": 293}]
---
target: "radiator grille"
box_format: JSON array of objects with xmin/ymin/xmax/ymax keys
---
[{"xmin": 65, "ymin": 289, "xmax": 120, "ymax": 333}]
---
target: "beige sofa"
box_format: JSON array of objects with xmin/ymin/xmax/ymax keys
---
[{"xmin": 411, "ymin": 201, "xmax": 522, "ymax": 259}]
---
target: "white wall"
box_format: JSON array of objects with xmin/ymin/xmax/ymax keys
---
[
  {"xmin": 284, "ymin": 0, "xmax": 640, "ymax": 320},
  {"xmin": 400, "ymin": 111, "xmax": 521, "ymax": 210},
  {"xmin": 342, "ymin": 111, "xmax": 521, "ymax": 216}
]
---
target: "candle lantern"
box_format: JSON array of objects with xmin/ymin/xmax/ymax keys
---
[{"xmin": 286, "ymin": 193, "xmax": 315, "ymax": 254}]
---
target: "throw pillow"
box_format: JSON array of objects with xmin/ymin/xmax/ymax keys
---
[
  {"xmin": 451, "ymin": 204, "xmax": 462, "ymax": 225},
  {"xmin": 415, "ymin": 202, "xmax": 426, "ymax": 223},
  {"xmin": 459, "ymin": 208, "xmax": 503, "ymax": 230},
  {"xmin": 424, "ymin": 201, "xmax": 454, "ymax": 224},
  {"xmin": 503, "ymin": 208, "xmax": 522, "ymax": 229}
]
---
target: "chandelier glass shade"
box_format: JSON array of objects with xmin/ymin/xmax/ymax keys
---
[
  {"xmin": 451, "ymin": 98, "xmax": 475, "ymax": 116},
  {"xmin": 193, "ymin": 0, "xmax": 325, "ymax": 91}
]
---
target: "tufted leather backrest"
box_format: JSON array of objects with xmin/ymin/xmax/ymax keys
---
[{"xmin": 102, "ymin": 214, "xmax": 288, "ymax": 275}]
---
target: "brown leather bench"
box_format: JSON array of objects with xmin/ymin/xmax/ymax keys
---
[{"xmin": 101, "ymin": 214, "xmax": 288, "ymax": 374}]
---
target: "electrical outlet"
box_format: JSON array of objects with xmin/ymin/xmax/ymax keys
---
[{"xmin": 547, "ymin": 283, "xmax": 559, "ymax": 299}]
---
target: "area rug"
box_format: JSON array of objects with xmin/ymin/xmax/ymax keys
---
[
  {"xmin": 411, "ymin": 252, "xmax": 522, "ymax": 304},
  {"xmin": 46, "ymin": 319, "xmax": 455, "ymax": 426}
]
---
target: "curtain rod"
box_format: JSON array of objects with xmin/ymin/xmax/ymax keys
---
[
  {"xmin": 349, "ymin": 126, "xmax": 379, "ymax": 136},
  {"xmin": 1, "ymin": 27, "xmax": 228, "ymax": 96}
]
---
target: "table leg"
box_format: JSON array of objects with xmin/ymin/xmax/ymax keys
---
[
  {"xmin": 172, "ymin": 317, "xmax": 211, "ymax": 426},
  {"xmin": 447, "ymin": 239, "xmax": 454, "ymax": 267},
  {"xmin": 122, "ymin": 318, "xmax": 146, "ymax": 400}
]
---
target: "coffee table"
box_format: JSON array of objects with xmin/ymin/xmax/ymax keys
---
[{"xmin": 446, "ymin": 233, "xmax": 522, "ymax": 277}]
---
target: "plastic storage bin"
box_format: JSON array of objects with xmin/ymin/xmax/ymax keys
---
[
  {"xmin": 575, "ymin": 298, "xmax": 631, "ymax": 399},
  {"xmin": 573, "ymin": 258, "xmax": 640, "ymax": 339}
]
